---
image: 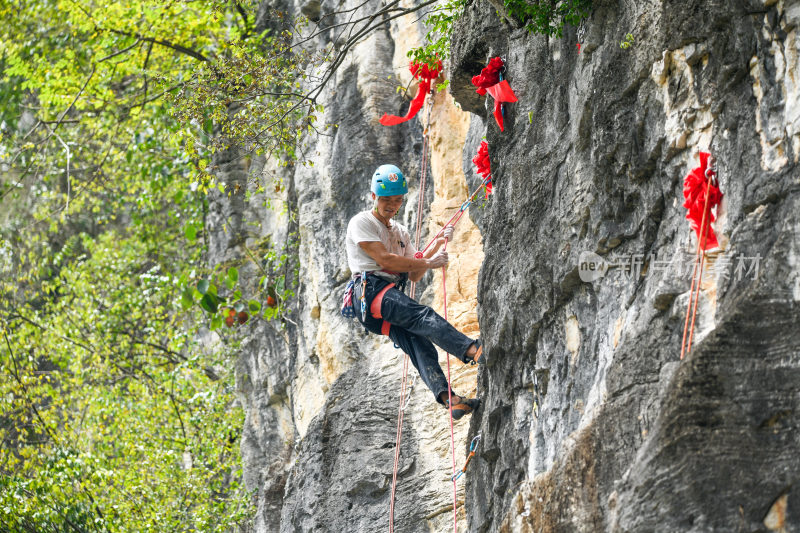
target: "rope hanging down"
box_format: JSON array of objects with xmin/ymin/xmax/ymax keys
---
[
  {"xmin": 389, "ymin": 86, "xmax": 495, "ymax": 533},
  {"xmin": 388, "ymin": 91, "xmax": 433, "ymax": 533},
  {"xmin": 432, "ymin": 155, "xmax": 493, "ymax": 533},
  {"xmin": 441, "ymin": 236, "xmax": 459, "ymax": 533},
  {"xmin": 680, "ymin": 153, "xmax": 722, "ymax": 360}
]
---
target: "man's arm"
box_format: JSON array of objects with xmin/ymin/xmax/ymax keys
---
[
  {"xmin": 358, "ymin": 240, "xmax": 447, "ymax": 279},
  {"xmin": 406, "ymin": 238, "xmax": 446, "ymax": 282}
]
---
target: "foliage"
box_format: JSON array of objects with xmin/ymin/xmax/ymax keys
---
[
  {"xmin": 620, "ymin": 32, "xmax": 635, "ymax": 49},
  {"xmin": 504, "ymin": 0, "xmax": 592, "ymax": 37},
  {"xmin": 408, "ymin": 0, "xmax": 592, "ymax": 80},
  {"xmin": 407, "ymin": 0, "xmax": 467, "ymax": 71},
  {"xmin": 0, "ymin": 218, "xmax": 251, "ymax": 531},
  {"xmin": 0, "ymin": 1, "xmax": 261, "ymax": 529}
]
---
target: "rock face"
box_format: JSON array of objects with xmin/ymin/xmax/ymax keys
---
[
  {"xmin": 449, "ymin": 0, "xmax": 800, "ymax": 531},
  {"xmin": 208, "ymin": 0, "xmax": 800, "ymax": 531}
]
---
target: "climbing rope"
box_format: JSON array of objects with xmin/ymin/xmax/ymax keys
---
[
  {"xmin": 680, "ymin": 157, "xmax": 718, "ymax": 359},
  {"xmin": 389, "ymin": 91, "xmax": 493, "ymax": 533},
  {"xmin": 389, "ymin": 90, "xmax": 433, "ymax": 533},
  {"xmin": 441, "ymin": 237, "xmax": 459, "ymax": 532}
]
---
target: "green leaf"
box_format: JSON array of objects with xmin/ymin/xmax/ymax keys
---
[
  {"xmin": 184, "ymin": 223, "xmax": 197, "ymax": 241},
  {"xmin": 248, "ymin": 300, "xmax": 261, "ymax": 313},
  {"xmin": 181, "ymin": 287, "xmax": 194, "ymax": 310},
  {"xmin": 228, "ymin": 267, "xmax": 239, "ymax": 283},
  {"xmin": 197, "ymin": 280, "xmax": 210, "ymax": 294},
  {"xmin": 200, "ymin": 293, "xmax": 219, "ymax": 314}
]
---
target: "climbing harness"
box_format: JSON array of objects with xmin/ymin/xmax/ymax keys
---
[
  {"xmin": 451, "ymin": 434, "xmax": 481, "ymax": 482},
  {"xmin": 360, "ymin": 271, "xmax": 368, "ymax": 321},
  {"xmin": 680, "ymin": 153, "xmax": 722, "ymax": 360}
]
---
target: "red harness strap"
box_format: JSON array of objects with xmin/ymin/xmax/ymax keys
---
[{"xmin": 370, "ymin": 283, "xmax": 395, "ymax": 336}]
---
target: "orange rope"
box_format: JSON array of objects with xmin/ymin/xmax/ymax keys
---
[{"xmin": 680, "ymin": 161, "xmax": 716, "ymax": 359}]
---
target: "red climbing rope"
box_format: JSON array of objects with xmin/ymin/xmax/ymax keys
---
[
  {"xmin": 389, "ymin": 91, "xmax": 433, "ymax": 533},
  {"xmin": 441, "ymin": 238, "xmax": 459, "ymax": 532},
  {"xmin": 680, "ymin": 154, "xmax": 718, "ymax": 359},
  {"xmin": 416, "ymin": 177, "xmax": 492, "ymax": 258},
  {"xmin": 389, "ymin": 99, "xmax": 494, "ymax": 533},
  {"xmin": 388, "ymin": 353, "xmax": 410, "ymax": 531}
]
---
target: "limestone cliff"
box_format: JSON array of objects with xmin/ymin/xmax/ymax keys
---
[{"xmin": 207, "ymin": 0, "xmax": 800, "ymax": 532}]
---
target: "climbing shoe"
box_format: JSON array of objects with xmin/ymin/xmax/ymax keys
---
[
  {"xmin": 469, "ymin": 339, "xmax": 485, "ymax": 366},
  {"xmin": 445, "ymin": 397, "xmax": 481, "ymax": 420}
]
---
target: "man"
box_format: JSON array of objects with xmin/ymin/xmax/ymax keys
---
[{"xmin": 345, "ymin": 164, "xmax": 484, "ymax": 419}]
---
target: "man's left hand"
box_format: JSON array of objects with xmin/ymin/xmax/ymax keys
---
[{"xmin": 442, "ymin": 225, "xmax": 454, "ymax": 241}]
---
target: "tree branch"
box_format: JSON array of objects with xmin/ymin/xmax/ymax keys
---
[{"xmin": 107, "ymin": 28, "xmax": 209, "ymax": 62}]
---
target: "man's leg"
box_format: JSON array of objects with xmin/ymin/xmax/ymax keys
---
[
  {"xmin": 380, "ymin": 288, "xmax": 476, "ymax": 361},
  {"xmin": 388, "ymin": 325, "xmax": 455, "ymax": 406}
]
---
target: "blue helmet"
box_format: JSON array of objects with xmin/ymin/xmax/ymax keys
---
[{"xmin": 371, "ymin": 164, "xmax": 408, "ymax": 196}]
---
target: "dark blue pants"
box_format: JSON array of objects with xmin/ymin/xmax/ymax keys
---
[{"xmin": 355, "ymin": 274, "xmax": 475, "ymax": 405}]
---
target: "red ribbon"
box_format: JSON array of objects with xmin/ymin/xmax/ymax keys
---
[
  {"xmin": 683, "ymin": 152, "xmax": 723, "ymax": 250},
  {"xmin": 380, "ymin": 60, "xmax": 442, "ymax": 126},
  {"xmin": 471, "ymin": 57, "xmax": 518, "ymax": 132},
  {"xmin": 472, "ymin": 141, "xmax": 493, "ymax": 198}
]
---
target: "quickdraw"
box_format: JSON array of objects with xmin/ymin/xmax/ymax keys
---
[
  {"xmin": 471, "ymin": 56, "xmax": 517, "ymax": 131},
  {"xmin": 577, "ymin": 18, "xmax": 587, "ymax": 53},
  {"xmin": 401, "ymin": 372, "xmax": 417, "ymax": 411},
  {"xmin": 340, "ymin": 279, "xmax": 356, "ymax": 319},
  {"xmin": 360, "ymin": 270, "xmax": 368, "ymax": 322},
  {"xmin": 451, "ymin": 434, "xmax": 481, "ymax": 482}
]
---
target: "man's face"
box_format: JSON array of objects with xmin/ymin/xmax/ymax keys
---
[{"xmin": 372, "ymin": 193, "xmax": 404, "ymax": 219}]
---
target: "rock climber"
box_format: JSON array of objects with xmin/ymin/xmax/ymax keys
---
[{"xmin": 345, "ymin": 164, "xmax": 484, "ymax": 419}]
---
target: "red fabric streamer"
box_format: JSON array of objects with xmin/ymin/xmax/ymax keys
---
[
  {"xmin": 472, "ymin": 141, "xmax": 493, "ymax": 198},
  {"xmin": 471, "ymin": 57, "xmax": 504, "ymax": 95},
  {"xmin": 471, "ymin": 57, "xmax": 518, "ymax": 131},
  {"xmin": 380, "ymin": 60, "xmax": 442, "ymax": 126},
  {"xmin": 683, "ymin": 152, "xmax": 723, "ymax": 250}
]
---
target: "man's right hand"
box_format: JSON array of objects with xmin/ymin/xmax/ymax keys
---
[{"xmin": 427, "ymin": 251, "xmax": 449, "ymax": 269}]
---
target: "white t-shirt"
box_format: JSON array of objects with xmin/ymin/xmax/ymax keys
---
[{"xmin": 346, "ymin": 210, "xmax": 417, "ymax": 274}]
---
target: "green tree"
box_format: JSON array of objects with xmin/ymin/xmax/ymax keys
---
[{"xmin": 0, "ymin": 0, "xmax": 455, "ymax": 530}]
